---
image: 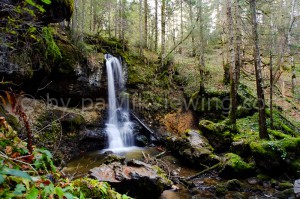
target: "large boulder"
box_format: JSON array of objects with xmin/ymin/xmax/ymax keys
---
[
  {"xmin": 294, "ymin": 179, "xmax": 300, "ymax": 199},
  {"xmin": 166, "ymin": 130, "xmax": 220, "ymax": 169},
  {"xmin": 89, "ymin": 160, "xmax": 172, "ymax": 199},
  {"xmin": 219, "ymin": 153, "xmax": 255, "ymax": 179},
  {"xmin": 199, "ymin": 120, "xmax": 235, "ymax": 152}
]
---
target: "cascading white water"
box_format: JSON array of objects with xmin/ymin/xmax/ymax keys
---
[{"xmin": 105, "ymin": 54, "xmax": 135, "ymax": 149}]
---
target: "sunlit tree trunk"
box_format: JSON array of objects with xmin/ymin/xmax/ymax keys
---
[
  {"xmin": 288, "ymin": 0, "xmax": 296, "ymax": 95},
  {"xmin": 81, "ymin": 0, "xmax": 85, "ymax": 33},
  {"xmin": 139, "ymin": 0, "xmax": 143, "ymax": 56},
  {"xmin": 108, "ymin": 2, "xmax": 111, "ymax": 37},
  {"xmin": 89, "ymin": 0, "xmax": 93, "ymax": 32},
  {"xmin": 71, "ymin": 0, "xmax": 78, "ymax": 38},
  {"xmin": 154, "ymin": 0, "xmax": 158, "ymax": 52},
  {"xmin": 250, "ymin": 0, "xmax": 269, "ymax": 140},
  {"xmin": 179, "ymin": 0, "xmax": 183, "ymax": 54},
  {"xmin": 161, "ymin": 0, "xmax": 166, "ymax": 69},
  {"xmin": 198, "ymin": 0, "xmax": 205, "ymax": 94},
  {"xmin": 189, "ymin": 0, "xmax": 195, "ymax": 56},
  {"xmin": 144, "ymin": 0, "xmax": 148, "ymax": 48},
  {"xmin": 227, "ymin": 0, "xmax": 237, "ymax": 124}
]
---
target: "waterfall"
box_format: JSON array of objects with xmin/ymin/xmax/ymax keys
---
[{"xmin": 105, "ymin": 54, "xmax": 135, "ymax": 149}]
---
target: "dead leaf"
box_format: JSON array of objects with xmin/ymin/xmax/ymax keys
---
[{"xmin": 5, "ymin": 146, "xmax": 12, "ymax": 155}]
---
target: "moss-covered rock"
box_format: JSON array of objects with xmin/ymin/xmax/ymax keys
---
[
  {"xmin": 199, "ymin": 120, "xmax": 235, "ymax": 152},
  {"xmin": 290, "ymin": 158, "xmax": 300, "ymax": 178},
  {"xmin": 166, "ymin": 130, "xmax": 220, "ymax": 169},
  {"xmin": 250, "ymin": 138, "xmax": 300, "ymax": 176},
  {"xmin": 215, "ymin": 183, "xmax": 228, "ymax": 197},
  {"xmin": 225, "ymin": 179, "xmax": 244, "ymax": 191},
  {"xmin": 219, "ymin": 153, "xmax": 255, "ymax": 179}
]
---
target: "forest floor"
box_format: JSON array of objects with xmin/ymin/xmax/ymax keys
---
[{"xmin": 171, "ymin": 46, "xmax": 300, "ymax": 128}]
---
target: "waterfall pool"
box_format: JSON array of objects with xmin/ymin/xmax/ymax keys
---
[{"xmin": 61, "ymin": 147, "xmax": 161, "ymax": 179}]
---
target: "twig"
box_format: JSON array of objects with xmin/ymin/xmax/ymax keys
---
[
  {"xmin": 52, "ymin": 121, "xmax": 63, "ymax": 156},
  {"xmin": 35, "ymin": 112, "xmax": 71, "ymax": 134},
  {"xmin": 155, "ymin": 150, "xmax": 166, "ymax": 159},
  {"xmin": 185, "ymin": 163, "xmax": 221, "ymax": 181},
  {"xmin": 0, "ymin": 151, "xmax": 38, "ymax": 174}
]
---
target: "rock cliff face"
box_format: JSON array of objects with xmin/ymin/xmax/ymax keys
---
[{"xmin": 1, "ymin": 0, "xmax": 73, "ymax": 23}]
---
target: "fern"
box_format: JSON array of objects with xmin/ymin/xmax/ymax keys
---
[{"xmin": 42, "ymin": 27, "xmax": 62, "ymax": 60}]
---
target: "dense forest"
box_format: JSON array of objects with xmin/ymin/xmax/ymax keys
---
[{"xmin": 0, "ymin": 0, "xmax": 300, "ymax": 198}]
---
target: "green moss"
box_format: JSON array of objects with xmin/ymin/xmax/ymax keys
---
[
  {"xmin": 199, "ymin": 120, "xmax": 235, "ymax": 152},
  {"xmin": 224, "ymin": 153, "xmax": 254, "ymax": 172},
  {"xmin": 225, "ymin": 179, "xmax": 243, "ymax": 191},
  {"xmin": 250, "ymin": 138, "xmax": 300, "ymax": 160},
  {"xmin": 290, "ymin": 158, "xmax": 300, "ymax": 177},
  {"xmin": 278, "ymin": 182, "xmax": 293, "ymax": 191},
  {"xmin": 215, "ymin": 184, "xmax": 227, "ymax": 197},
  {"xmin": 268, "ymin": 130, "xmax": 291, "ymax": 140},
  {"xmin": 71, "ymin": 178, "xmax": 130, "ymax": 199},
  {"xmin": 220, "ymin": 153, "xmax": 255, "ymax": 178},
  {"xmin": 266, "ymin": 109, "xmax": 298, "ymax": 136},
  {"xmin": 153, "ymin": 166, "xmax": 173, "ymax": 187},
  {"xmin": 256, "ymin": 174, "xmax": 271, "ymax": 181},
  {"xmin": 42, "ymin": 27, "xmax": 62, "ymax": 60},
  {"xmin": 56, "ymin": 40, "xmax": 81, "ymax": 74}
]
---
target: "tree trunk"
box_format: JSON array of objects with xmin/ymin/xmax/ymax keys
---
[
  {"xmin": 154, "ymin": 0, "xmax": 158, "ymax": 52},
  {"xmin": 121, "ymin": 0, "xmax": 126, "ymax": 51},
  {"xmin": 161, "ymin": 0, "xmax": 166, "ymax": 69},
  {"xmin": 89, "ymin": 0, "xmax": 93, "ymax": 32},
  {"xmin": 288, "ymin": 0, "xmax": 296, "ymax": 95},
  {"xmin": 71, "ymin": 0, "xmax": 78, "ymax": 38},
  {"xmin": 81, "ymin": 0, "xmax": 85, "ymax": 33},
  {"xmin": 114, "ymin": 1, "xmax": 118, "ymax": 38},
  {"xmin": 221, "ymin": 0, "xmax": 230, "ymax": 85},
  {"xmin": 198, "ymin": 0, "xmax": 205, "ymax": 94},
  {"xmin": 227, "ymin": 0, "xmax": 237, "ymax": 124},
  {"xmin": 118, "ymin": 0, "xmax": 122, "ymax": 40},
  {"xmin": 189, "ymin": 0, "xmax": 195, "ymax": 57},
  {"xmin": 139, "ymin": 0, "xmax": 143, "ymax": 56},
  {"xmin": 144, "ymin": 0, "xmax": 148, "ymax": 48},
  {"xmin": 270, "ymin": 50, "xmax": 274, "ymax": 129},
  {"xmin": 234, "ymin": 0, "xmax": 241, "ymax": 86},
  {"xmin": 108, "ymin": 2, "xmax": 111, "ymax": 37},
  {"xmin": 179, "ymin": 0, "xmax": 183, "ymax": 54},
  {"xmin": 250, "ymin": 0, "xmax": 269, "ymax": 140}
]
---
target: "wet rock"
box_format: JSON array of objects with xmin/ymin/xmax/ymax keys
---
[
  {"xmin": 225, "ymin": 179, "xmax": 243, "ymax": 191},
  {"xmin": 78, "ymin": 129, "xmax": 107, "ymax": 153},
  {"xmin": 215, "ymin": 184, "xmax": 228, "ymax": 197},
  {"xmin": 230, "ymin": 192, "xmax": 247, "ymax": 199},
  {"xmin": 230, "ymin": 140, "xmax": 251, "ymax": 158},
  {"xmin": 102, "ymin": 154, "xmax": 126, "ymax": 164},
  {"xmin": 275, "ymin": 188, "xmax": 294, "ymax": 199},
  {"xmin": 166, "ymin": 130, "xmax": 220, "ymax": 169},
  {"xmin": 294, "ymin": 179, "xmax": 300, "ymax": 199},
  {"xmin": 219, "ymin": 153, "xmax": 255, "ymax": 179},
  {"xmin": 89, "ymin": 160, "xmax": 172, "ymax": 199},
  {"xmin": 247, "ymin": 177, "xmax": 260, "ymax": 185},
  {"xmin": 135, "ymin": 135, "xmax": 149, "ymax": 147},
  {"xmin": 277, "ymin": 182, "xmax": 293, "ymax": 191}
]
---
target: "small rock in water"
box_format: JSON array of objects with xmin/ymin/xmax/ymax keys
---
[
  {"xmin": 294, "ymin": 179, "xmax": 300, "ymax": 199},
  {"xmin": 262, "ymin": 181, "xmax": 271, "ymax": 188},
  {"xmin": 247, "ymin": 177, "xmax": 259, "ymax": 185},
  {"xmin": 171, "ymin": 185, "xmax": 180, "ymax": 191}
]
